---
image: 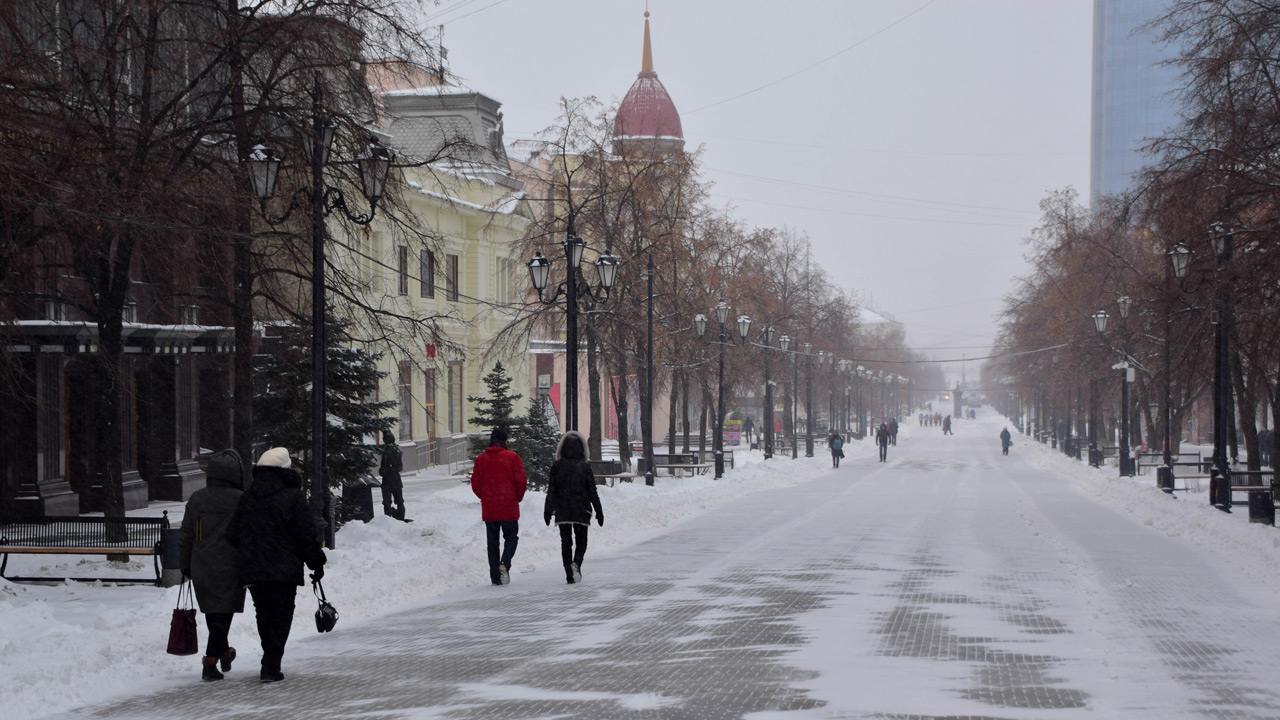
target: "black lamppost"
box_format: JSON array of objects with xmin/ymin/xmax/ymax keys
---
[
  {"xmin": 1209, "ymin": 222, "xmax": 1233, "ymax": 497},
  {"xmin": 760, "ymin": 325, "xmax": 777, "ymax": 459},
  {"xmin": 1158, "ymin": 243, "xmax": 1190, "ymax": 490},
  {"xmin": 1093, "ymin": 307, "xmax": 1134, "ymax": 477},
  {"xmin": 527, "ymin": 235, "xmax": 619, "ymax": 432},
  {"xmin": 856, "ymin": 366, "xmax": 866, "ymax": 437},
  {"xmin": 247, "ymin": 76, "xmax": 394, "ymax": 549},
  {"xmin": 803, "ymin": 342, "xmax": 815, "ymax": 457},
  {"xmin": 695, "ymin": 301, "xmax": 750, "ymax": 478},
  {"xmin": 780, "ymin": 335, "xmax": 797, "ymax": 459}
]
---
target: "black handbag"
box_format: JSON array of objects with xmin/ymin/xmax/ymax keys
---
[
  {"xmin": 313, "ymin": 578, "xmax": 338, "ymax": 633},
  {"xmin": 166, "ymin": 579, "xmax": 199, "ymax": 655}
]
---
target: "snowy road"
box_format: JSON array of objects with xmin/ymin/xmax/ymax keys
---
[{"xmin": 54, "ymin": 418, "xmax": 1280, "ymax": 719}]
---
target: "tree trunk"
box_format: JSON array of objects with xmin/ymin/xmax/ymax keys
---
[
  {"xmin": 667, "ymin": 368, "xmax": 677, "ymax": 452},
  {"xmin": 1230, "ymin": 348, "xmax": 1258, "ymax": 471},
  {"xmin": 587, "ymin": 336, "xmax": 602, "ymax": 461},
  {"xmin": 613, "ymin": 354, "xmax": 630, "ymax": 470},
  {"xmin": 680, "ymin": 372, "xmax": 690, "ymax": 454},
  {"xmin": 698, "ymin": 386, "xmax": 709, "ymax": 458}
]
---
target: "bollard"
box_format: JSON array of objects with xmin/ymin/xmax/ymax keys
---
[
  {"xmin": 645, "ymin": 471, "xmax": 654, "ymax": 487},
  {"xmin": 1247, "ymin": 490, "xmax": 1274, "ymax": 525},
  {"xmin": 1156, "ymin": 466, "xmax": 1175, "ymax": 493},
  {"xmin": 1209, "ymin": 469, "xmax": 1231, "ymax": 511}
]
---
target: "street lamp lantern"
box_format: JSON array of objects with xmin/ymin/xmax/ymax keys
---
[
  {"xmin": 316, "ymin": 118, "xmax": 338, "ymax": 166},
  {"xmin": 737, "ymin": 314, "xmax": 752, "ymax": 340},
  {"xmin": 1117, "ymin": 295, "xmax": 1132, "ymax": 319},
  {"xmin": 1209, "ymin": 221, "xmax": 1229, "ymax": 259},
  {"xmin": 566, "ymin": 234, "xmax": 586, "ymax": 269},
  {"xmin": 594, "ymin": 253, "xmax": 620, "ymax": 291},
  {"xmin": 247, "ymin": 145, "xmax": 282, "ymax": 205},
  {"xmin": 526, "ymin": 251, "xmax": 551, "ymax": 293},
  {"xmin": 763, "ymin": 325, "xmax": 775, "ymax": 346},
  {"xmin": 778, "ymin": 335, "xmax": 791, "ymax": 352},
  {"xmin": 693, "ymin": 313, "xmax": 708, "ymax": 337},
  {"xmin": 357, "ymin": 143, "xmax": 394, "ymax": 209},
  {"xmin": 1169, "ymin": 243, "xmax": 1191, "ymax": 279},
  {"xmin": 1092, "ymin": 310, "xmax": 1110, "ymax": 333},
  {"xmin": 803, "ymin": 342, "xmax": 812, "ymax": 355},
  {"xmin": 715, "ymin": 299, "xmax": 730, "ymax": 326}
]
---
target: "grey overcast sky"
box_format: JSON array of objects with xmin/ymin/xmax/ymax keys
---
[{"xmin": 434, "ymin": 0, "xmax": 1093, "ymax": 359}]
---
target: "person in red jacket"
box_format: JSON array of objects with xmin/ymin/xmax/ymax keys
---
[{"xmin": 470, "ymin": 427, "xmax": 528, "ymax": 585}]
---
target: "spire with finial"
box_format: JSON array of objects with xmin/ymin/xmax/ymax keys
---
[
  {"xmin": 641, "ymin": 9, "xmax": 653, "ymax": 74},
  {"xmin": 613, "ymin": 3, "xmax": 684, "ymax": 154}
]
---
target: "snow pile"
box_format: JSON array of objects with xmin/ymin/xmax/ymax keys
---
[
  {"xmin": 0, "ymin": 443, "xmax": 846, "ymax": 720},
  {"xmin": 1015, "ymin": 423, "xmax": 1280, "ymax": 590}
]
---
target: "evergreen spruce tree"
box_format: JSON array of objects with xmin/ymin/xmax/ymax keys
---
[
  {"xmin": 512, "ymin": 395, "xmax": 562, "ymax": 492},
  {"xmin": 254, "ymin": 311, "xmax": 397, "ymax": 527},
  {"xmin": 468, "ymin": 361, "xmax": 524, "ymax": 457}
]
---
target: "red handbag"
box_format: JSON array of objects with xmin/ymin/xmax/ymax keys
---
[{"xmin": 166, "ymin": 580, "xmax": 199, "ymax": 656}]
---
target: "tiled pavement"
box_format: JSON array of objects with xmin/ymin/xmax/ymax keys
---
[{"xmin": 58, "ymin": 427, "xmax": 1280, "ymax": 719}]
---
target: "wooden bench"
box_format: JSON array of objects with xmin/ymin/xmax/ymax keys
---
[
  {"xmin": 0, "ymin": 513, "xmax": 172, "ymax": 585},
  {"xmin": 596, "ymin": 473, "xmax": 641, "ymax": 487},
  {"xmin": 654, "ymin": 462, "xmax": 713, "ymax": 477}
]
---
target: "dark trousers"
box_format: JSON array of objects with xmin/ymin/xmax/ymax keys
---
[
  {"xmin": 831, "ymin": 451, "xmax": 840, "ymax": 468},
  {"xmin": 1002, "ymin": 444, "xmax": 1009, "ymax": 455},
  {"xmin": 879, "ymin": 444, "xmax": 888, "ymax": 462},
  {"xmin": 381, "ymin": 484, "xmax": 404, "ymax": 519},
  {"xmin": 204, "ymin": 612, "xmax": 233, "ymax": 658},
  {"xmin": 485, "ymin": 520, "xmax": 519, "ymax": 583},
  {"xmin": 558, "ymin": 523, "xmax": 589, "ymax": 572},
  {"xmin": 248, "ymin": 582, "xmax": 297, "ymax": 674}
]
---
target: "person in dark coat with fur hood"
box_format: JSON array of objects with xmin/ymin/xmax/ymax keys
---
[
  {"xmin": 179, "ymin": 449, "xmax": 246, "ymax": 681},
  {"xmin": 543, "ymin": 431, "xmax": 604, "ymax": 584},
  {"xmin": 224, "ymin": 447, "xmax": 327, "ymax": 684}
]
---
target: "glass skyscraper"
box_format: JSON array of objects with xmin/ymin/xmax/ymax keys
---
[{"xmin": 1090, "ymin": 0, "xmax": 1183, "ymax": 205}]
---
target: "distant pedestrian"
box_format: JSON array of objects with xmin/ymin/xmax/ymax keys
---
[
  {"xmin": 876, "ymin": 423, "xmax": 890, "ymax": 462},
  {"xmin": 1259, "ymin": 428, "xmax": 1273, "ymax": 467},
  {"xmin": 224, "ymin": 448, "xmax": 327, "ymax": 684},
  {"xmin": 544, "ymin": 430, "xmax": 604, "ymax": 584},
  {"xmin": 378, "ymin": 430, "xmax": 407, "ymax": 521},
  {"xmin": 889, "ymin": 419, "xmax": 899, "ymax": 446},
  {"xmin": 179, "ymin": 449, "xmax": 246, "ymax": 682},
  {"xmin": 942, "ymin": 415, "xmax": 952, "ymax": 435},
  {"xmin": 471, "ymin": 427, "xmax": 528, "ymax": 586},
  {"xmin": 742, "ymin": 415, "xmax": 755, "ymax": 446},
  {"xmin": 1000, "ymin": 427, "xmax": 1012, "ymax": 456},
  {"xmin": 829, "ymin": 432, "xmax": 844, "ymax": 467}
]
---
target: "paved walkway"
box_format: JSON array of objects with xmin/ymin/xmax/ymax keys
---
[{"xmin": 59, "ymin": 421, "xmax": 1280, "ymax": 719}]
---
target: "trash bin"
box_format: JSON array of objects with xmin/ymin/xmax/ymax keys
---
[
  {"xmin": 342, "ymin": 482, "xmax": 375, "ymax": 523},
  {"xmin": 159, "ymin": 528, "xmax": 183, "ymax": 588},
  {"xmin": 1247, "ymin": 490, "xmax": 1274, "ymax": 525}
]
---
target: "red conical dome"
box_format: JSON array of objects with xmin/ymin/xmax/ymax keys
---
[{"xmin": 613, "ymin": 11, "xmax": 684, "ymax": 154}]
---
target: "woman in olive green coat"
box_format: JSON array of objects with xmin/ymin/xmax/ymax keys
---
[{"xmin": 179, "ymin": 449, "xmax": 246, "ymax": 681}]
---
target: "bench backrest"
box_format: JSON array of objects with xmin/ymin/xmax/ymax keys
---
[
  {"xmin": 587, "ymin": 459, "xmax": 622, "ymax": 476},
  {"xmin": 0, "ymin": 515, "xmax": 169, "ymax": 549}
]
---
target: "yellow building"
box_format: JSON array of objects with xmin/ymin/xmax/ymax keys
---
[{"xmin": 355, "ymin": 76, "xmax": 534, "ymax": 468}]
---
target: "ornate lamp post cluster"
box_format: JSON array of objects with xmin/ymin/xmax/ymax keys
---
[
  {"xmin": 247, "ymin": 76, "xmax": 394, "ymax": 547},
  {"xmin": 527, "ymin": 233, "xmax": 620, "ymax": 432},
  {"xmin": 694, "ymin": 301, "xmax": 751, "ymax": 478}
]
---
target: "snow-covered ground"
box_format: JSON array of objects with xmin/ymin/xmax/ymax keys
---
[
  {"xmin": 0, "ymin": 440, "xmax": 843, "ymax": 720},
  {"xmin": 6, "ymin": 413, "xmax": 1280, "ymax": 719}
]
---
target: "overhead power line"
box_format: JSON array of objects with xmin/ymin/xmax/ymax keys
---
[{"xmin": 686, "ymin": 0, "xmax": 939, "ymax": 115}]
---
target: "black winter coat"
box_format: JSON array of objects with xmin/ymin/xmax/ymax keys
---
[
  {"xmin": 379, "ymin": 442, "xmax": 403, "ymax": 491},
  {"xmin": 225, "ymin": 465, "xmax": 326, "ymax": 586},
  {"xmin": 179, "ymin": 449, "xmax": 246, "ymax": 613},
  {"xmin": 544, "ymin": 431, "xmax": 603, "ymax": 526}
]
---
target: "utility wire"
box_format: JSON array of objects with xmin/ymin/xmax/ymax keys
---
[
  {"xmin": 709, "ymin": 193, "xmax": 1029, "ymax": 228},
  {"xmin": 686, "ymin": 0, "xmax": 939, "ymax": 115}
]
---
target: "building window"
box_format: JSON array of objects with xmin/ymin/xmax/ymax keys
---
[
  {"xmin": 397, "ymin": 246, "xmax": 409, "ymax": 295},
  {"xmin": 445, "ymin": 254, "xmax": 459, "ymax": 301},
  {"xmin": 420, "ymin": 249, "xmax": 434, "ymax": 298},
  {"xmin": 397, "ymin": 361, "xmax": 412, "ymax": 440},
  {"xmin": 447, "ymin": 361, "xmax": 463, "ymax": 433},
  {"xmin": 424, "ymin": 368, "xmax": 436, "ymax": 440}
]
